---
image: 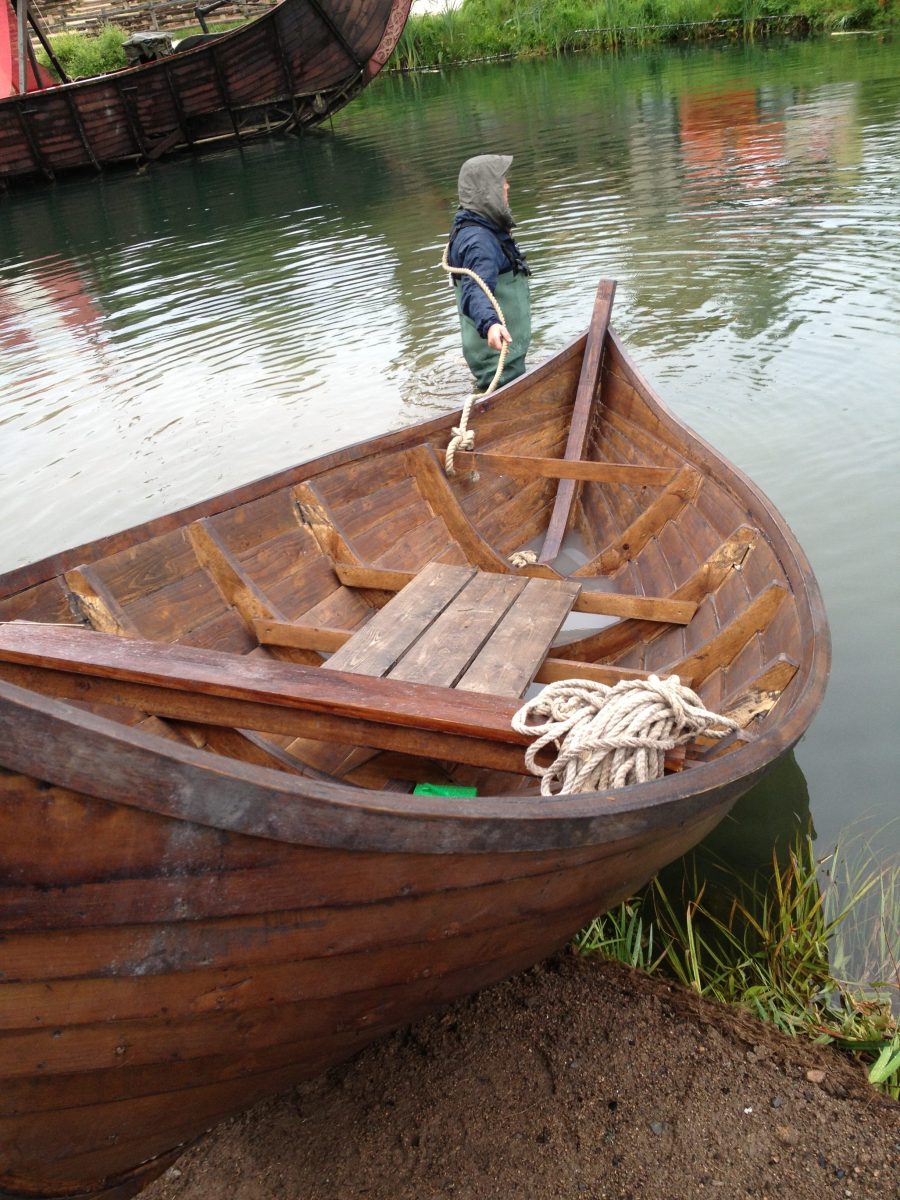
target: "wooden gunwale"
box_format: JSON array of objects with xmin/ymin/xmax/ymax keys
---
[{"xmin": 0, "ymin": 668, "xmax": 790, "ymax": 855}]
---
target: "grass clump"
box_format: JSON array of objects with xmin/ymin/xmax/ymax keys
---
[
  {"xmin": 36, "ymin": 25, "xmax": 128, "ymax": 81},
  {"xmin": 575, "ymin": 829, "xmax": 900, "ymax": 1098}
]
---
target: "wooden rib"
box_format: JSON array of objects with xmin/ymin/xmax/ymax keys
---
[
  {"xmin": 573, "ymin": 464, "xmax": 703, "ymax": 576},
  {"xmin": 670, "ymin": 585, "xmax": 789, "ymax": 688},
  {"xmin": 451, "ymin": 452, "xmax": 676, "ymax": 486},
  {"xmin": 333, "ymin": 563, "xmax": 694, "ymax": 626},
  {"xmin": 539, "ymin": 279, "xmax": 616, "ymax": 564},
  {"xmin": 253, "ymin": 620, "xmax": 353, "ymax": 653},
  {"xmin": 186, "ymin": 518, "xmax": 324, "ymax": 667},
  {"xmin": 718, "ymin": 655, "xmax": 799, "ymax": 731},
  {"xmin": 292, "ymin": 481, "xmax": 364, "ymax": 566},
  {"xmin": 64, "ymin": 565, "xmax": 136, "ymax": 638},
  {"xmin": 555, "ymin": 526, "xmax": 759, "ymax": 662},
  {"xmin": 187, "ymin": 518, "xmax": 291, "ymax": 626},
  {"xmin": 405, "ymin": 444, "xmax": 513, "ymax": 573}
]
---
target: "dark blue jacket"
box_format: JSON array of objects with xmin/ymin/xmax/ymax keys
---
[{"xmin": 447, "ymin": 209, "xmax": 530, "ymax": 337}]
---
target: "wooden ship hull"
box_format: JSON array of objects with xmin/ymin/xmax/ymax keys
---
[
  {"xmin": 0, "ymin": 285, "xmax": 829, "ymax": 1198},
  {"xmin": 0, "ymin": 0, "xmax": 412, "ymax": 186}
]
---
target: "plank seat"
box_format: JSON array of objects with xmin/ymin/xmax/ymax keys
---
[{"xmin": 323, "ymin": 561, "xmax": 581, "ymax": 699}]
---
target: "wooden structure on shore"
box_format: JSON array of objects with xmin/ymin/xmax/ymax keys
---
[
  {"xmin": 0, "ymin": 282, "xmax": 829, "ymax": 1197},
  {"xmin": 0, "ymin": 0, "xmax": 412, "ymax": 185}
]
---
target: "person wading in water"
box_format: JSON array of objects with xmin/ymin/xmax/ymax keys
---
[{"xmin": 446, "ymin": 154, "xmax": 531, "ymax": 390}]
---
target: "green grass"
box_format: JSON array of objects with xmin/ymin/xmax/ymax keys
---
[
  {"xmin": 575, "ymin": 828, "xmax": 900, "ymax": 1097},
  {"xmin": 36, "ymin": 24, "xmax": 128, "ymax": 81},
  {"xmin": 391, "ymin": 0, "xmax": 894, "ymax": 68},
  {"xmin": 34, "ymin": 21, "xmax": 245, "ymax": 82}
]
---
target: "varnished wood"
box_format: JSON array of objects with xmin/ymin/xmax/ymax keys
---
[
  {"xmin": 333, "ymin": 562, "xmax": 696, "ymax": 625},
  {"xmin": 451, "ymin": 451, "xmax": 676, "ymax": 486},
  {"xmin": 406, "ymin": 443, "xmax": 513, "ymax": 573},
  {"xmin": 671, "ymin": 585, "xmax": 789, "ymax": 687},
  {"xmin": 252, "ymin": 619, "xmax": 352, "ymax": 653},
  {"xmin": 574, "ymin": 463, "xmax": 703, "ymax": 576},
  {"xmin": 0, "ymin": 298, "xmax": 830, "ymax": 1200},
  {"xmin": 539, "ymin": 279, "xmax": 616, "ymax": 563}
]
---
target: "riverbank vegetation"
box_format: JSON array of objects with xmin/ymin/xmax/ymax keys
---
[
  {"xmin": 393, "ymin": 0, "xmax": 893, "ymax": 68},
  {"xmin": 36, "ymin": 0, "xmax": 893, "ymax": 81},
  {"xmin": 575, "ymin": 828, "xmax": 900, "ymax": 1098}
]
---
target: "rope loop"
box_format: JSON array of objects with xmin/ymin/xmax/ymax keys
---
[
  {"xmin": 508, "ymin": 549, "xmax": 538, "ymax": 568},
  {"xmin": 511, "ymin": 675, "xmax": 740, "ymax": 796},
  {"xmin": 440, "ymin": 244, "xmax": 509, "ymax": 476}
]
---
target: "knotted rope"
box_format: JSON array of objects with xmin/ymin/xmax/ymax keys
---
[
  {"xmin": 440, "ymin": 243, "xmax": 509, "ymax": 475},
  {"xmin": 511, "ymin": 675, "xmax": 739, "ymax": 796},
  {"xmin": 508, "ymin": 549, "xmax": 538, "ymax": 568}
]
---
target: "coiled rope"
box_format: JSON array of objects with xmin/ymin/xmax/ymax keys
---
[
  {"xmin": 511, "ymin": 674, "xmax": 739, "ymax": 796},
  {"xmin": 440, "ymin": 243, "xmax": 509, "ymax": 475}
]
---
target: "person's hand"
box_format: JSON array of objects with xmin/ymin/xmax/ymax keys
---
[{"xmin": 486, "ymin": 323, "xmax": 512, "ymax": 352}]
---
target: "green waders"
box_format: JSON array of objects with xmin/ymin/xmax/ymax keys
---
[{"xmin": 455, "ymin": 269, "xmax": 531, "ymax": 391}]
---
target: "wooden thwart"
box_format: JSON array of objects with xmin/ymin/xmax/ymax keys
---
[
  {"xmin": 450, "ymin": 452, "xmax": 676, "ymax": 486},
  {"xmin": 324, "ymin": 563, "xmax": 580, "ymax": 700},
  {"xmin": 330, "ymin": 563, "xmax": 696, "ymax": 626}
]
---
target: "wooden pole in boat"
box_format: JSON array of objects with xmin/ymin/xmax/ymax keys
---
[
  {"xmin": 537, "ymin": 278, "xmax": 616, "ymax": 565},
  {"xmin": 16, "ymin": 0, "xmax": 27, "ymax": 94}
]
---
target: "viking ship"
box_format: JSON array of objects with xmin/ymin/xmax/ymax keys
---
[
  {"xmin": 0, "ymin": 281, "xmax": 829, "ymax": 1198},
  {"xmin": 0, "ymin": 0, "xmax": 412, "ymax": 185}
]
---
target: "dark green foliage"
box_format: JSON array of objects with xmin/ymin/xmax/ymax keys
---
[
  {"xmin": 35, "ymin": 25, "xmax": 128, "ymax": 81},
  {"xmin": 390, "ymin": 0, "xmax": 894, "ymax": 69}
]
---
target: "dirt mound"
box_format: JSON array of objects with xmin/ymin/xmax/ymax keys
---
[{"xmin": 146, "ymin": 955, "xmax": 899, "ymax": 1200}]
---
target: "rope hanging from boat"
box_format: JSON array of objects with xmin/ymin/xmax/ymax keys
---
[
  {"xmin": 440, "ymin": 243, "xmax": 509, "ymax": 475},
  {"xmin": 511, "ymin": 675, "xmax": 740, "ymax": 796}
]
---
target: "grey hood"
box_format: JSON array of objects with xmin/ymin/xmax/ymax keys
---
[{"xmin": 457, "ymin": 154, "xmax": 514, "ymax": 230}]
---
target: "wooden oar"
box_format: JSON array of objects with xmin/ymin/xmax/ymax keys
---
[{"xmin": 538, "ymin": 279, "xmax": 616, "ymax": 565}]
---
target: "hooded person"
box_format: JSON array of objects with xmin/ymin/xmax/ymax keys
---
[{"xmin": 446, "ymin": 154, "xmax": 531, "ymax": 390}]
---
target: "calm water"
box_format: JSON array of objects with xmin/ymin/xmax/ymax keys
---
[{"xmin": 1, "ymin": 36, "xmax": 898, "ymax": 883}]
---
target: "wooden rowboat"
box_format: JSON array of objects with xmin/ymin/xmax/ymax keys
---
[
  {"xmin": 0, "ymin": 281, "xmax": 829, "ymax": 1198},
  {"xmin": 0, "ymin": 0, "xmax": 412, "ymax": 186}
]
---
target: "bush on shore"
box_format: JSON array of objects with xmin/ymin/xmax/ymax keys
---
[{"xmin": 37, "ymin": 24, "xmax": 128, "ymax": 81}]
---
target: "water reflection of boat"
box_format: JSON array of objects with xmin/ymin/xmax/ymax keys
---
[
  {"xmin": 0, "ymin": 284, "xmax": 829, "ymax": 1197},
  {"xmin": 0, "ymin": 0, "xmax": 412, "ymax": 186}
]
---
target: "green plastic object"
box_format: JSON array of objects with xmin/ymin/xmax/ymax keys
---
[{"xmin": 413, "ymin": 783, "xmax": 478, "ymax": 798}]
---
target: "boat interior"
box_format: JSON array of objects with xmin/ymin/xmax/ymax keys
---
[{"xmin": 0, "ymin": 324, "xmax": 809, "ymax": 799}]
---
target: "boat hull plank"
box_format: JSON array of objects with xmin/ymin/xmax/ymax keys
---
[{"xmin": 0, "ymin": 0, "xmax": 414, "ymax": 184}]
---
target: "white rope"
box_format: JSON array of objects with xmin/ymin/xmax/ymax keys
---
[
  {"xmin": 511, "ymin": 675, "xmax": 739, "ymax": 796},
  {"xmin": 508, "ymin": 549, "xmax": 538, "ymax": 568},
  {"xmin": 440, "ymin": 243, "xmax": 509, "ymax": 475}
]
